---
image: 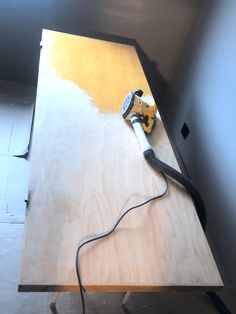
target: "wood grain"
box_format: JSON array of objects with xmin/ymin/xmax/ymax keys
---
[{"xmin": 19, "ymin": 29, "xmax": 223, "ymax": 292}]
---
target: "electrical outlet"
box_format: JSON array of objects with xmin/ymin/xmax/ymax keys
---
[{"xmin": 181, "ymin": 123, "xmax": 190, "ymax": 139}]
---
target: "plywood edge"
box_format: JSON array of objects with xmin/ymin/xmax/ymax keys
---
[{"xmin": 18, "ymin": 283, "xmax": 223, "ymax": 293}]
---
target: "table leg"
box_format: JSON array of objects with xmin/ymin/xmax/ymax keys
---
[{"xmin": 50, "ymin": 292, "xmax": 61, "ymax": 314}]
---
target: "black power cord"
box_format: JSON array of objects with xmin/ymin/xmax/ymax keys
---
[
  {"xmin": 76, "ymin": 173, "xmax": 169, "ymax": 314},
  {"xmin": 75, "ymin": 146, "xmax": 208, "ymax": 314}
]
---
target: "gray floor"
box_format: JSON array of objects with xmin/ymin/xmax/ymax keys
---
[{"xmin": 0, "ymin": 83, "xmax": 236, "ymax": 314}]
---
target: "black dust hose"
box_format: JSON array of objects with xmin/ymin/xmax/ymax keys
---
[{"xmin": 144, "ymin": 148, "xmax": 206, "ymax": 230}]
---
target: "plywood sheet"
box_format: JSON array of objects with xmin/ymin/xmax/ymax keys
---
[
  {"xmin": 0, "ymin": 81, "xmax": 35, "ymax": 156},
  {"xmin": 19, "ymin": 30, "xmax": 223, "ymax": 292}
]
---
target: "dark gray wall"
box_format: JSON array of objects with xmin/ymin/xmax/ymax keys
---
[
  {"xmin": 0, "ymin": 0, "xmax": 199, "ymax": 84},
  {"xmin": 161, "ymin": 0, "xmax": 236, "ymax": 292}
]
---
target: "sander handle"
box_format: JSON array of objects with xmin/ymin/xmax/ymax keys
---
[{"xmin": 130, "ymin": 115, "xmax": 153, "ymax": 153}]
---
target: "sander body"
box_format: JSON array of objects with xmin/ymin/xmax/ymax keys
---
[{"xmin": 122, "ymin": 89, "xmax": 157, "ymax": 152}]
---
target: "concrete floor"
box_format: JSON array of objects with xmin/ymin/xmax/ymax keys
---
[{"xmin": 0, "ymin": 83, "xmax": 235, "ymax": 314}]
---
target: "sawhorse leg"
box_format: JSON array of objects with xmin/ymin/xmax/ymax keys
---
[
  {"xmin": 121, "ymin": 292, "xmax": 132, "ymax": 306},
  {"xmin": 121, "ymin": 292, "xmax": 132, "ymax": 314},
  {"xmin": 50, "ymin": 292, "xmax": 61, "ymax": 314}
]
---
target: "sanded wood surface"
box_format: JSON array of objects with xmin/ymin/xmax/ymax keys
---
[{"xmin": 19, "ymin": 30, "xmax": 222, "ymax": 292}]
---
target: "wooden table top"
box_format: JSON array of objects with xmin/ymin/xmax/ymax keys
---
[{"xmin": 19, "ymin": 29, "xmax": 222, "ymax": 292}]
